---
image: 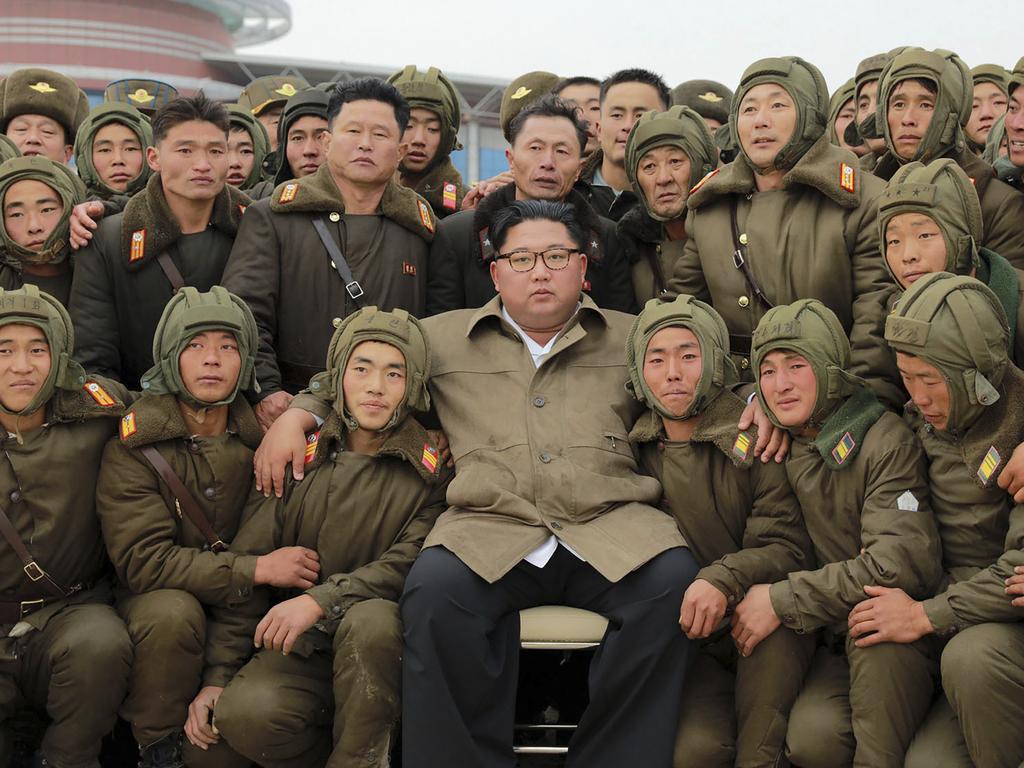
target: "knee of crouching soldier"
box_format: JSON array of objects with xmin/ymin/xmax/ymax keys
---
[
  {"xmin": 53, "ymin": 607, "xmax": 133, "ymax": 684},
  {"xmin": 674, "ymin": 724, "xmax": 735, "ymax": 768},
  {"xmin": 334, "ymin": 599, "xmax": 401, "ymax": 659},
  {"xmin": 125, "ymin": 589, "xmax": 205, "ymax": 651},
  {"xmin": 940, "ymin": 626, "xmax": 998, "ymax": 695},
  {"xmin": 785, "ymin": 707, "xmax": 848, "ymax": 768}
]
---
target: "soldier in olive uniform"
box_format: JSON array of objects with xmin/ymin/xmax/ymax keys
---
[
  {"xmin": 846, "ymin": 52, "xmax": 892, "ymax": 172},
  {"xmin": 618, "ymin": 106, "xmax": 718, "ymax": 306},
  {"xmin": 666, "ymin": 55, "xmax": 901, "ymax": 409},
  {"xmin": 95, "ymin": 287, "xmax": 320, "ymax": 768},
  {"xmin": 237, "ymin": 75, "xmax": 311, "ymax": 154},
  {"xmin": 966, "ymin": 64, "xmax": 1009, "ymax": 153},
  {"xmin": 737, "ymin": 299, "xmax": 942, "ymax": 768},
  {"xmin": 862, "ymin": 273, "xmax": 1024, "ymax": 768},
  {"xmin": 69, "ymin": 93, "xmax": 250, "ymax": 389},
  {"xmin": 0, "ymin": 68, "xmax": 89, "ymax": 165},
  {"xmin": 625, "ymin": 295, "xmax": 814, "ymax": 768},
  {"xmin": 185, "ymin": 307, "xmax": 450, "ymax": 768},
  {"xmin": 878, "ymin": 158, "xmax": 1024, "ymax": 365},
  {"xmin": 222, "ymin": 78, "xmax": 435, "ymax": 429},
  {"xmin": 999, "ymin": 56, "xmax": 1024, "ymax": 184},
  {"xmin": 104, "ymin": 79, "xmax": 179, "ymax": 119},
  {"xmin": 865, "ymin": 48, "xmax": 1024, "ymax": 266},
  {"xmin": 0, "ymin": 156, "xmax": 85, "ymax": 305},
  {"xmin": 387, "ymin": 66, "xmax": 467, "ymax": 218},
  {"xmin": 0, "ymin": 286, "xmax": 132, "ymax": 768},
  {"xmin": 828, "ymin": 79, "xmax": 867, "ymax": 157},
  {"xmin": 225, "ymin": 104, "xmax": 270, "ymax": 191},
  {"xmin": 73, "ymin": 102, "xmax": 153, "ymax": 206}
]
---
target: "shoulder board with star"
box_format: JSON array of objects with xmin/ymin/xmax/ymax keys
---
[
  {"xmin": 84, "ymin": 381, "xmax": 117, "ymax": 407},
  {"xmin": 689, "ymin": 168, "xmax": 720, "ymax": 194},
  {"xmin": 278, "ymin": 182, "xmax": 299, "ymax": 204},
  {"xmin": 839, "ymin": 162, "xmax": 856, "ymax": 194},
  {"xmin": 417, "ymin": 199, "xmax": 435, "ymax": 233}
]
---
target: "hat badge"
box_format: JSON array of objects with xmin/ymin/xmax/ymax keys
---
[
  {"xmin": 698, "ymin": 91, "xmax": 724, "ymax": 102},
  {"xmin": 275, "ymin": 83, "xmax": 298, "ymax": 97},
  {"xmin": 511, "ymin": 86, "xmax": 532, "ymax": 100},
  {"xmin": 29, "ymin": 82, "xmax": 58, "ymax": 94},
  {"xmin": 129, "ymin": 88, "xmax": 155, "ymax": 104}
]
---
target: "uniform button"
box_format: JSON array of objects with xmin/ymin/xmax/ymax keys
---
[
  {"xmin": 739, "ymin": 233, "xmax": 748, "ymax": 245},
  {"xmin": 539, "ymin": 452, "xmax": 552, "ymax": 463},
  {"xmin": 9, "ymin": 490, "xmax": 21, "ymax": 503},
  {"xmin": 740, "ymin": 358, "xmax": 750, "ymax": 370},
  {"xmin": 188, "ymin": 442, "xmax": 200, "ymax": 454},
  {"xmin": 550, "ymin": 521, "xmax": 563, "ymax": 531},
  {"xmin": 203, "ymin": 488, "xmax": 215, "ymax": 500},
  {"xmin": 533, "ymin": 396, "xmax": 546, "ymax": 407},
  {"xmin": 655, "ymin": 244, "xmax": 662, "ymax": 254},
  {"xmin": 328, "ymin": 451, "xmax": 338, "ymax": 461},
  {"xmin": 738, "ymin": 296, "xmax": 750, "ymax": 308},
  {"xmin": 329, "ymin": 212, "xmax": 341, "ymax": 222},
  {"xmin": 332, "ymin": 605, "xmax": 341, "ymax": 615},
  {"xmin": 332, "ymin": 317, "xmax": 342, "ymax": 328}
]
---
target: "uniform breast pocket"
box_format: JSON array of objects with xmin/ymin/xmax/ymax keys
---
[{"xmin": 431, "ymin": 366, "xmax": 529, "ymax": 461}]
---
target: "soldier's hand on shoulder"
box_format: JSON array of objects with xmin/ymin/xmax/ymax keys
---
[
  {"xmin": 185, "ymin": 685, "xmax": 224, "ymax": 749},
  {"xmin": 461, "ymin": 171, "xmax": 515, "ymax": 211},
  {"xmin": 739, "ymin": 398, "xmax": 790, "ymax": 463},
  {"xmin": 996, "ymin": 441, "xmax": 1024, "ymax": 503},
  {"xmin": 254, "ymin": 594, "xmax": 325, "ymax": 655},
  {"xmin": 254, "ymin": 406, "xmax": 318, "ymax": 497},
  {"xmin": 680, "ymin": 579, "xmax": 728, "ymax": 640},
  {"xmin": 254, "ymin": 546, "xmax": 321, "ymax": 589},
  {"xmin": 254, "ymin": 390, "xmax": 294, "ymax": 432},
  {"xmin": 69, "ymin": 201, "xmax": 106, "ymax": 250}
]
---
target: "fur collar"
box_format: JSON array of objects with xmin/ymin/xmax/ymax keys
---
[{"xmin": 118, "ymin": 393, "xmax": 262, "ymax": 450}]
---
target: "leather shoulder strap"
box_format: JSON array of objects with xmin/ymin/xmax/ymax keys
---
[
  {"xmin": 139, "ymin": 445, "xmax": 226, "ymax": 552},
  {"xmin": 155, "ymin": 249, "xmax": 186, "ymax": 293},
  {"xmin": 0, "ymin": 503, "xmax": 73, "ymax": 597},
  {"xmin": 312, "ymin": 217, "xmax": 365, "ymax": 306},
  {"xmin": 729, "ymin": 198, "xmax": 775, "ymax": 310}
]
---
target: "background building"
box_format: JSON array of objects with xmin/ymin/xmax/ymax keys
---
[{"xmin": 0, "ymin": 0, "xmax": 509, "ymax": 183}]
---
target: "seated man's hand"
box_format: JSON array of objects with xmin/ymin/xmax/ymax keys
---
[
  {"xmin": 254, "ymin": 390, "xmax": 294, "ymax": 432},
  {"xmin": 254, "ymin": 406, "xmax": 318, "ymax": 497},
  {"xmin": 426, "ymin": 428, "xmax": 453, "ymax": 468},
  {"xmin": 680, "ymin": 579, "xmax": 728, "ymax": 640},
  {"xmin": 69, "ymin": 201, "xmax": 106, "ymax": 249},
  {"xmin": 254, "ymin": 595, "xmax": 325, "ymax": 655},
  {"xmin": 254, "ymin": 546, "xmax": 321, "ymax": 589},
  {"xmin": 460, "ymin": 171, "xmax": 515, "ymax": 210},
  {"xmin": 738, "ymin": 398, "xmax": 790, "ymax": 463},
  {"xmin": 1006, "ymin": 565, "xmax": 1024, "ymax": 608},
  {"xmin": 185, "ymin": 685, "xmax": 224, "ymax": 749},
  {"xmin": 847, "ymin": 585, "xmax": 933, "ymax": 647},
  {"xmin": 731, "ymin": 583, "xmax": 780, "ymax": 657},
  {"xmin": 996, "ymin": 442, "xmax": 1024, "ymax": 503}
]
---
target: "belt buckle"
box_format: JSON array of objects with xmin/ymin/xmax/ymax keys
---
[
  {"xmin": 23, "ymin": 562, "xmax": 45, "ymax": 582},
  {"xmin": 346, "ymin": 281, "xmax": 364, "ymax": 300},
  {"xmin": 19, "ymin": 599, "xmax": 44, "ymax": 619}
]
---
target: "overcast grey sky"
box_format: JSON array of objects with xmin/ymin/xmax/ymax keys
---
[{"xmin": 245, "ymin": 0, "xmax": 1020, "ymax": 91}]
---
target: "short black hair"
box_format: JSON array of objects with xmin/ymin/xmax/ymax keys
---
[
  {"xmin": 326, "ymin": 77, "xmax": 410, "ymax": 134},
  {"xmin": 507, "ymin": 95, "xmax": 588, "ymax": 155},
  {"xmin": 152, "ymin": 91, "xmax": 229, "ymax": 144},
  {"xmin": 554, "ymin": 76, "xmax": 601, "ymax": 94},
  {"xmin": 599, "ymin": 68, "xmax": 671, "ymax": 110},
  {"xmin": 488, "ymin": 199, "xmax": 587, "ymax": 254}
]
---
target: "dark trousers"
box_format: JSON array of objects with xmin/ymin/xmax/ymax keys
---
[{"xmin": 400, "ymin": 544, "xmax": 699, "ymax": 768}]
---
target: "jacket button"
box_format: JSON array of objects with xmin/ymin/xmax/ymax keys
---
[
  {"xmin": 328, "ymin": 451, "xmax": 338, "ymax": 461},
  {"xmin": 740, "ymin": 358, "xmax": 750, "ymax": 370},
  {"xmin": 9, "ymin": 490, "xmax": 21, "ymax": 503},
  {"xmin": 329, "ymin": 212, "xmax": 341, "ymax": 222},
  {"xmin": 550, "ymin": 521, "xmax": 563, "ymax": 531},
  {"xmin": 332, "ymin": 605, "xmax": 341, "ymax": 615},
  {"xmin": 332, "ymin": 317, "xmax": 342, "ymax": 328},
  {"xmin": 188, "ymin": 442, "xmax": 200, "ymax": 454},
  {"xmin": 203, "ymin": 488, "xmax": 215, "ymax": 500},
  {"xmin": 533, "ymin": 396, "xmax": 546, "ymax": 407},
  {"xmin": 739, "ymin": 233, "xmax": 748, "ymax": 246},
  {"xmin": 539, "ymin": 452, "xmax": 552, "ymax": 463},
  {"xmin": 738, "ymin": 296, "xmax": 750, "ymax": 308}
]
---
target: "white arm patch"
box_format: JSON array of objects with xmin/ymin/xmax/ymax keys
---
[{"xmin": 897, "ymin": 490, "xmax": 919, "ymax": 512}]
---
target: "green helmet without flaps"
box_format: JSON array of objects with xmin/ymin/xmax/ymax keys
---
[
  {"xmin": 0, "ymin": 285, "xmax": 87, "ymax": 416},
  {"xmin": 73, "ymin": 102, "xmax": 154, "ymax": 198},
  {"xmin": 139, "ymin": 287, "xmax": 260, "ymax": 409},
  {"xmin": 500, "ymin": 71, "xmax": 560, "ymax": 143},
  {"xmin": 828, "ymin": 78, "xmax": 857, "ymax": 146},
  {"xmin": 752, "ymin": 299, "xmax": 865, "ymax": 430},
  {"xmin": 727, "ymin": 56, "xmax": 829, "ymax": 171},
  {"xmin": 625, "ymin": 106, "xmax": 717, "ymax": 222},
  {"xmin": 670, "ymin": 79, "xmax": 733, "ymax": 126},
  {"xmin": 844, "ymin": 50, "xmax": 897, "ymax": 146},
  {"xmin": 885, "ymin": 273, "xmax": 1008, "ymax": 433},
  {"xmin": 308, "ymin": 307, "xmax": 431, "ymax": 432},
  {"xmin": 876, "ymin": 48, "xmax": 972, "ymax": 163},
  {"xmin": 0, "ymin": 156, "xmax": 84, "ymax": 267},
  {"xmin": 387, "ymin": 66, "xmax": 464, "ymax": 162},
  {"xmin": 238, "ymin": 75, "xmax": 311, "ymax": 117},
  {"xmin": 877, "ymin": 158, "xmax": 983, "ymax": 281},
  {"xmin": 104, "ymin": 79, "xmax": 179, "ymax": 117},
  {"xmin": 625, "ymin": 294, "xmax": 737, "ymax": 421},
  {"xmin": 225, "ymin": 104, "xmax": 271, "ymax": 189}
]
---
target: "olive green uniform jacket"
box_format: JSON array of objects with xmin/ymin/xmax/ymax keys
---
[
  {"xmin": 912, "ymin": 366, "xmax": 1024, "ymax": 634},
  {"xmin": 202, "ymin": 412, "xmax": 450, "ymax": 687},
  {"xmin": 874, "ymin": 149, "xmax": 1024, "ymax": 269},
  {"xmin": 769, "ymin": 405, "xmax": 943, "ymax": 633},
  {"xmin": 68, "ymin": 174, "xmax": 250, "ymax": 388},
  {"xmin": 0, "ymin": 377, "xmax": 128, "ymax": 656},
  {"xmin": 630, "ymin": 392, "xmax": 812, "ymax": 604},
  {"xmin": 616, "ymin": 203, "xmax": 687, "ymax": 307},
  {"xmin": 666, "ymin": 137, "xmax": 902, "ymax": 407},
  {"xmin": 221, "ymin": 165, "xmax": 435, "ymax": 397},
  {"xmin": 405, "ymin": 157, "xmax": 467, "ymax": 220},
  {"xmin": 95, "ymin": 394, "xmax": 263, "ymax": 604},
  {"xmin": 0, "ymin": 262, "xmax": 73, "ymax": 308}
]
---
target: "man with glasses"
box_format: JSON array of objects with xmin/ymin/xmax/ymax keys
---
[{"xmin": 257, "ymin": 198, "xmax": 698, "ymax": 768}]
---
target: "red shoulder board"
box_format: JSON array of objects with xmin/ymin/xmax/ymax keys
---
[
  {"xmin": 84, "ymin": 381, "xmax": 116, "ymax": 407},
  {"xmin": 129, "ymin": 229, "xmax": 146, "ymax": 262},
  {"xmin": 303, "ymin": 431, "xmax": 320, "ymax": 465},
  {"xmin": 689, "ymin": 168, "xmax": 720, "ymax": 194},
  {"xmin": 839, "ymin": 163, "xmax": 856, "ymax": 194}
]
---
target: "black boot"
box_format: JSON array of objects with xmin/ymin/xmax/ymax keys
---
[{"xmin": 138, "ymin": 731, "xmax": 184, "ymax": 768}]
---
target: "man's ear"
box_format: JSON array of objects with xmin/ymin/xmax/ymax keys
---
[
  {"xmin": 146, "ymin": 145, "xmax": 161, "ymax": 173},
  {"xmin": 489, "ymin": 259, "xmax": 500, "ymax": 292},
  {"xmin": 62, "ymin": 145, "xmax": 73, "ymax": 164}
]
